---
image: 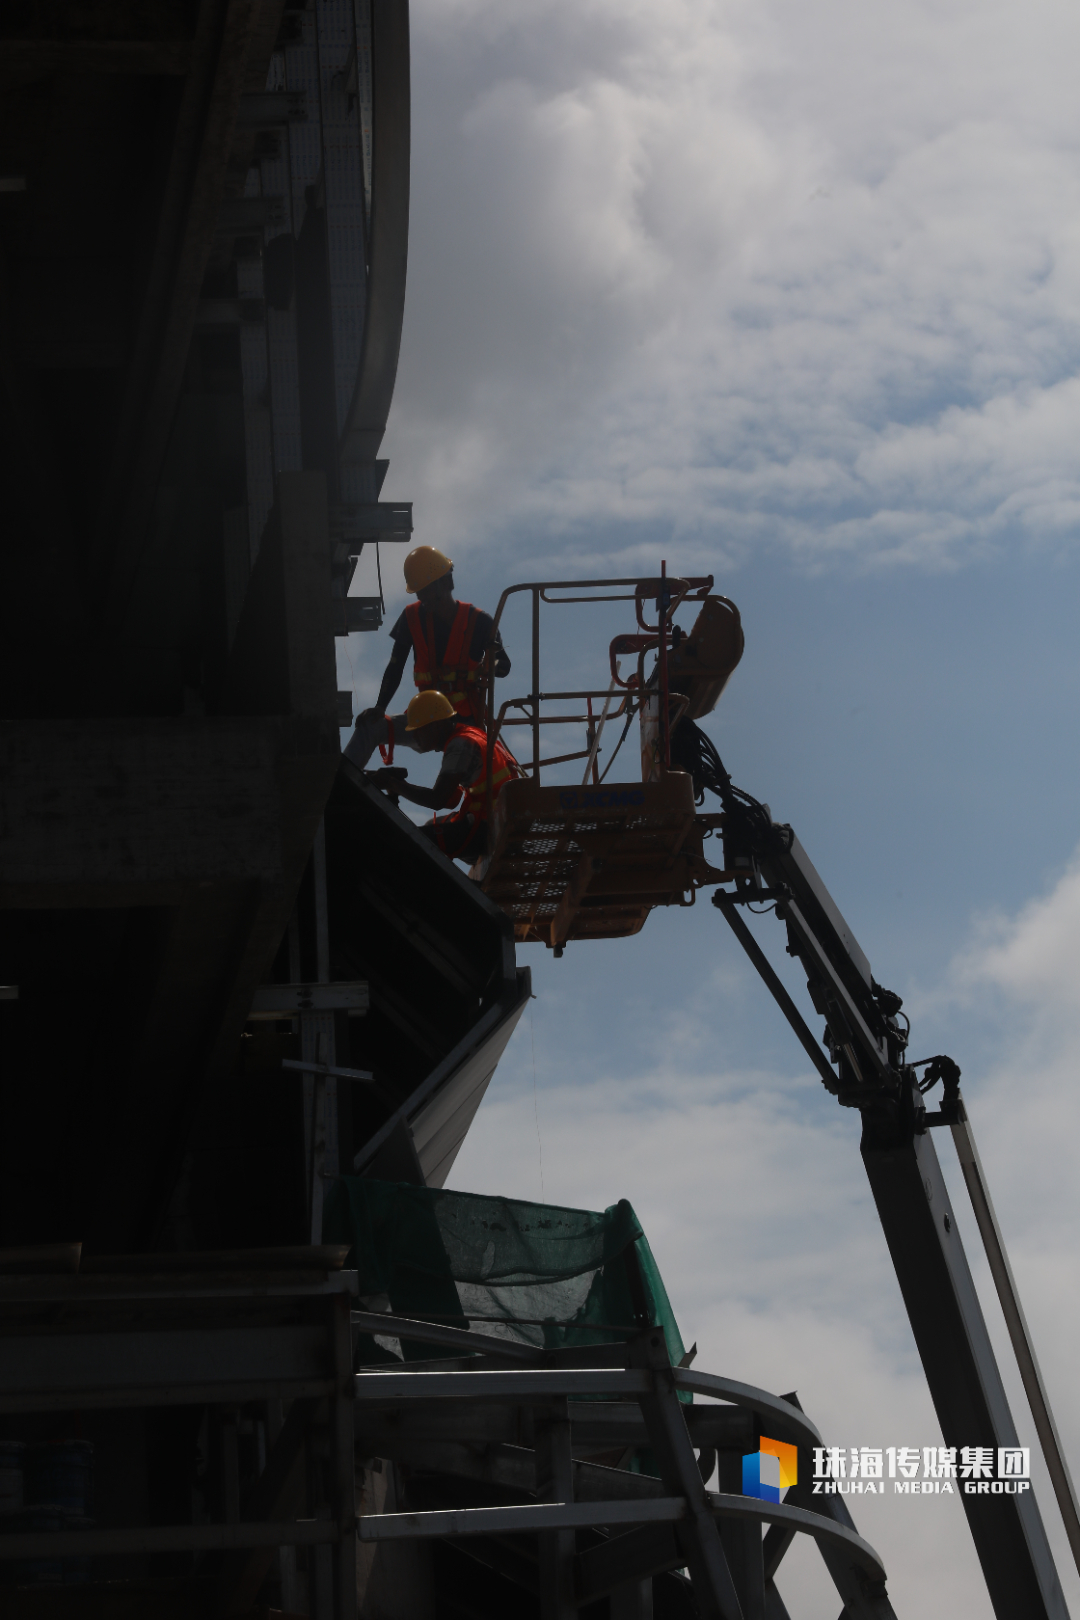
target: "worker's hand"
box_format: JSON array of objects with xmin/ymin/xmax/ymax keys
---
[
  {"xmin": 356, "ymin": 706, "xmax": 383, "ymax": 726},
  {"xmin": 369, "ymin": 766, "xmax": 407, "ymax": 799}
]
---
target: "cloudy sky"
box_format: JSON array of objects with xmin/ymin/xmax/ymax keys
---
[{"xmin": 339, "ymin": 0, "xmax": 1080, "ymax": 1612}]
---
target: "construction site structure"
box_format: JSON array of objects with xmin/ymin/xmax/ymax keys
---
[{"xmin": 0, "ymin": 3, "xmax": 1077, "ymax": 1619}]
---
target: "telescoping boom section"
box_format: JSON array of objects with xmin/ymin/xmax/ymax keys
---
[
  {"xmin": 471, "ymin": 570, "xmax": 744, "ymax": 950},
  {"xmin": 709, "ymin": 771, "xmax": 1079, "ymax": 1620}
]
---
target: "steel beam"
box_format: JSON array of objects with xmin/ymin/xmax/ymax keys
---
[
  {"xmin": 355, "ymin": 1368, "xmax": 651, "ymax": 1402},
  {"xmin": 356, "ymin": 1499, "xmax": 687, "ymax": 1539},
  {"xmin": 953, "ymin": 1107, "xmax": 1080, "ymax": 1577},
  {"xmin": 674, "ymin": 1369, "xmax": 822, "ymax": 1453},
  {"xmin": 537, "ymin": 1398, "xmax": 576, "ymax": 1620},
  {"xmin": 0, "ymin": 1325, "xmax": 329, "ymax": 1400},
  {"xmin": 575, "ymin": 1524, "xmax": 681, "ymax": 1605},
  {"xmin": 629, "ymin": 1330, "xmax": 744, "ymax": 1620},
  {"xmin": 0, "ymin": 1521, "xmax": 340, "ymax": 1560},
  {"xmin": 713, "ymin": 895, "xmax": 839, "ymax": 1093},
  {"xmin": 571, "ymin": 1493, "xmax": 887, "ymax": 1604}
]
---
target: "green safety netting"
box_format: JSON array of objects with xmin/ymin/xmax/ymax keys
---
[{"xmin": 323, "ymin": 1179, "xmax": 687, "ymax": 1376}]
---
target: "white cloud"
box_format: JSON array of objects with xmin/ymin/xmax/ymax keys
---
[
  {"xmin": 383, "ymin": 0, "xmax": 1080, "ymax": 571},
  {"xmin": 954, "ymin": 848, "xmax": 1080, "ymax": 1016}
]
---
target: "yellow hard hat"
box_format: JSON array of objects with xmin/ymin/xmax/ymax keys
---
[
  {"xmin": 404, "ymin": 545, "xmax": 453, "ymax": 594},
  {"xmin": 405, "ymin": 690, "xmax": 457, "ymax": 730}
]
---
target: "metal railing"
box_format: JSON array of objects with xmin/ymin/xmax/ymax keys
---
[
  {"xmin": 479, "ymin": 571, "xmax": 716, "ymax": 822},
  {"xmin": 352, "ymin": 1308, "xmax": 894, "ymax": 1619}
]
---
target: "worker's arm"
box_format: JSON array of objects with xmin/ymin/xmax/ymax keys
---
[
  {"xmin": 357, "ymin": 641, "xmax": 409, "ymax": 724},
  {"xmin": 369, "ymin": 765, "xmax": 465, "ymax": 812},
  {"xmin": 488, "ymin": 627, "xmax": 511, "ymax": 679}
]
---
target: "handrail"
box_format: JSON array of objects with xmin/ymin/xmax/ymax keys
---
[
  {"xmin": 355, "ymin": 1493, "xmax": 886, "ymax": 1585},
  {"xmin": 352, "ymin": 1308, "xmax": 544, "ymax": 1364},
  {"xmin": 674, "ymin": 1367, "xmax": 822, "ymax": 1451},
  {"xmin": 482, "ymin": 573, "xmax": 714, "ymax": 823},
  {"xmin": 486, "ymin": 577, "xmax": 714, "ymax": 637},
  {"xmin": 350, "ymin": 1337, "xmax": 888, "ymax": 1609}
]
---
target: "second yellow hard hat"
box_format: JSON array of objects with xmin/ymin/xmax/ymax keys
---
[
  {"xmin": 404, "ymin": 545, "xmax": 453, "ymax": 594},
  {"xmin": 405, "ymin": 690, "xmax": 457, "ymax": 730}
]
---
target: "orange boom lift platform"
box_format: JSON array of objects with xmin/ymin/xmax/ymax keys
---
[{"xmin": 470, "ymin": 568, "xmax": 744, "ymax": 951}]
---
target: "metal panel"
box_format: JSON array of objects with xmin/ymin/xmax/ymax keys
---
[
  {"xmin": 338, "ymin": 0, "xmax": 410, "ymax": 469},
  {"xmin": 0, "ymin": 1520, "xmax": 341, "ymax": 1561},
  {"xmin": 0, "ymin": 1325, "xmax": 330, "ymax": 1397},
  {"xmin": 260, "ymin": 46, "xmax": 305, "ymax": 484},
  {"xmin": 357, "ymin": 1498, "xmax": 687, "ymax": 1539},
  {"xmin": 353, "ymin": 965, "xmax": 531, "ymax": 1188},
  {"xmin": 356, "ymin": 1369, "xmax": 652, "ymax": 1402},
  {"xmin": 251, "ymin": 979, "xmax": 369, "ymax": 1015},
  {"xmin": 237, "ymin": 215, "xmax": 276, "ymax": 558},
  {"xmin": 412, "ymin": 989, "xmax": 529, "ymax": 1188},
  {"xmin": 317, "ymin": 0, "xmax": 370, "ymax": 437},
  {"xmin": 2, "ymin": 1378, "xmax": 337, "ymax": 1415}
]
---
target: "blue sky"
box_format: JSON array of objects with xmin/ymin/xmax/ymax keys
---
[{"xmin": 338, "ymin": 1, "xmax": 1080, "ymax": 1610}]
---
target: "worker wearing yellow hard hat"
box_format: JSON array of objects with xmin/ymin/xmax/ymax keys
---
[
  {"xmin": 369, "ymin": 690, "xmax": 522, "ymax": 863},
  {"xmin": 343, "ymin": 546, "xmax": 511, "ymax": 770}
]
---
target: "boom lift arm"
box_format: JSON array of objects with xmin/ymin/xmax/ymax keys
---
[
  {"xmin": 461, "ymin": 568, "xmax": 1077, "ymax": 1614},
  {"xmin": 710, "ymin": 766, "xmax": 1078, "ymax": 1620}
]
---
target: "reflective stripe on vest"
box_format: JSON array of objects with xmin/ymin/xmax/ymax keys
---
[
  {"xmin": 448, "ymin": 724, "xmax": 520, "ymax": 824},
  {"xmin": 406, "ymin": 601, "xmax": 484, "ymax": 718}
]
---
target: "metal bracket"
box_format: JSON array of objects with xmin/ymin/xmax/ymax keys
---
[
  {"xmin": 249, "ymin": 981, "xmax": 369, "ymax": 1018},
  {"xmin": 282, "ymin": 1059, "xmax": 374, "ymax": 1084}
]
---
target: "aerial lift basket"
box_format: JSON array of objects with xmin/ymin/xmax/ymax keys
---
[{"xmin": 470, "ymin": 571, "xmax": 743, "ymax": 949}]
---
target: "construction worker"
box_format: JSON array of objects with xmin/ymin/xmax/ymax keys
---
[
  {"xmin": 344, "ymin": 546, "xmax": 510, "ymax": 769},
  {"xmin": 369, "ymin": 691, "xmax": 520, "ymax": 862}
]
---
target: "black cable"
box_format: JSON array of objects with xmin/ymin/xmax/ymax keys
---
[
  {"xmin": 596, "ymin": 701, "xmax": 637, "ymax": 783},
  {"xmin": 670, "ymin": 716, "xmax": 772, "ymax": 834}
]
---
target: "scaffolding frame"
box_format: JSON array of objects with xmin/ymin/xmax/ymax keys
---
[
  {"xmin": 0, "ymin": 1251, "xmax": 359, "ymax": 1618},
  {"xmin": 351, "ymin": 1305, "xmax": 896, "ymax": 1620}
]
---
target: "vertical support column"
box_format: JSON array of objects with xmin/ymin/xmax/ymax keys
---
[
  {"xmin": 237, "ymin": 232, "xmax": 277, "ymax": 560},
  {"xmin": 535, "ymin": 1396, "xmax": 575, "ymax": 1620},
  {"xmin": 714, "ymin": 1452, "xmax": 765, "ymax": 1620},
  {"xmin": 611, "ymin": 1580, "xmax": 654, "ymax": 1620},
  {"xmin": 331, "ymin": 1290, "xmax": 358, "ymax": 1620},
  {"xmin": 303, "ymin": 1016, "xmax": 336, "ymax": 1242},
  {"xmin": 313, "ymin": 1512, "xmax": 334, "ymax": 1620},
  {"xmin": 268, "ymin": 1398, "xmax": 302, "ymax": 1609},
  {"xmin": 221, "ymin": 1411, "xmax": 241, "ymax": 1524},
  {"xmin": 628, "ymin": 1324, "xmax": 744, "ymax": 1620},
  {"xmin": 307, "ymin": 817, "xmax": 338, "ymax": 1245},
  {"xmin": 531, "ymin": 586, "xmax": 540, "ymax": 777}
]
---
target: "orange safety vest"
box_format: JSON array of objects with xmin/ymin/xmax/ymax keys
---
[
  {"xmin": 406, "ymin": 600, "xmax": 486, "ymax": 722},
  {"xmin": 443, "ymin": 724, "xmax": 521, "ymax": 826}
]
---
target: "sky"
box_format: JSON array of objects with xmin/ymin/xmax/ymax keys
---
[{"xmin": 338, "ymin": 0, "xmax": 1080, "ymax": 1612}]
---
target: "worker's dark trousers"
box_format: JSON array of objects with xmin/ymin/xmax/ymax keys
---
[{"xmin": 419, "ymin": 814, "xmax": 487, "ymax": 863}]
